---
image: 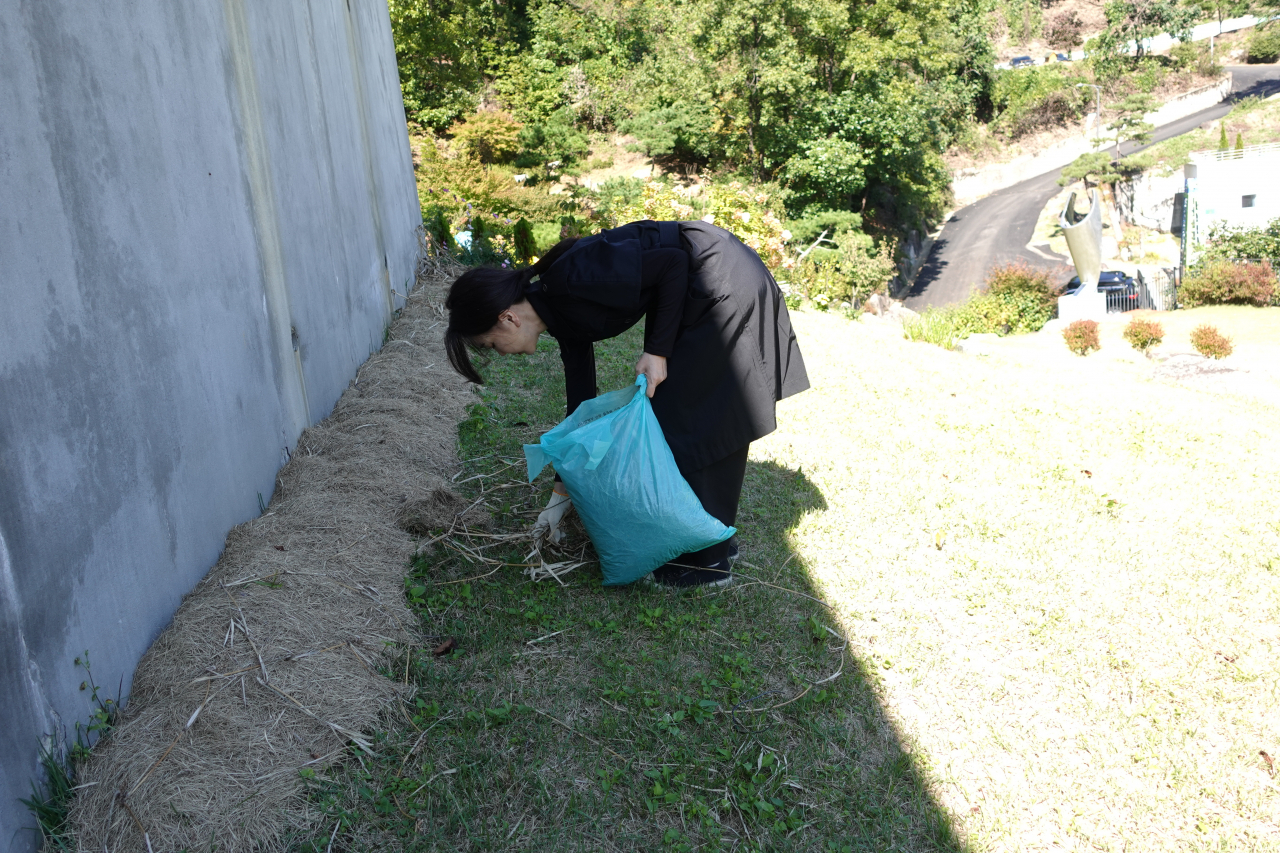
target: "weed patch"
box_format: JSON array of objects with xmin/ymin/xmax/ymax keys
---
[{"xmin": 298, "ymin": 325, "xmax": 960, "ymax": 851}]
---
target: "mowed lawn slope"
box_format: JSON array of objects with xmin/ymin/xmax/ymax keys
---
[{"xmin": 763, "ymin": 310, "xmax": 1280, "ymax": 850}]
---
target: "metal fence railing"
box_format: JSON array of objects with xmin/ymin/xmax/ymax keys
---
[
  {"xmin": 1135, "ymin": 268, "xmax": 1179, "ymax": 311},
  {"xmin": 1203, "ymin": 142, "xmax": 1280, "ymax": 162}
]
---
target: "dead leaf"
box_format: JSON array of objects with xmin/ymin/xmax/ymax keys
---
[
  {"xmin": 1082, "ymin": 470, "xmax": 1092, "ymax": 478},
  {"xmin": 433, "ymin": 637, "xmax": 457, "ymax": 657},
  {"xmin": 1261, "ymin": 750, "xmax": 1274, "ymax": 777}
]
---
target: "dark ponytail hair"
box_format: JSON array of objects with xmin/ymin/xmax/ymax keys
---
[{"xmin": 444, "ymin": 237, "xmax": 580, "ymax": 384}]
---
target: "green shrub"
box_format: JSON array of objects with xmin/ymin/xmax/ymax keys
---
[
  {"xmin": 1179, "ymin": 260, "xmax": 1277, "ymax": 307},
  {"xmin": 620, "ymin": 102, "xmax": 715, "ymax": 166},
  {"xmin": 449, "ymin": 111, "xmax": 523, "ymax": 164},
  {"xmin": 1171, "ymin": 41, "xmax": 1221, "ymax": 77},
  {"xmin": 1170, "ymin": 41, "xmax": 1197, "ymax": 70},
  {"xmin": 985, "ymin": 262, "xmax": 1060, "ymax": 315},
  {"xmin": 1200, "ymin": 217, "xmax": 1280, "ymax": 265},
  {"xmin": 512, "ymin": 218, "xmax": 536, "ymax": 263},
  {"xmin": 782, "ymin": 229, "xmax": 897, "ymax": 309},
  {"xmin": 591, "ymin": 177, "xmax": 648, "ymax": 226},
  {"xmin": 1123, "ymin": 317, "xmax": 1164, "ymax": 354},
  {"xmin": 785, "ymin": 257, "xmax": 846, "ymax": 310},
  {"xmin": 530, "ymin": 221, "xmax": 563, "ymax": 255},
  {"xmin": 835, "ymin": 230, "xmax": 898, "ymax": 302},
  {"xmin": 1063, "ymin": 319, "xmax": 1100, "ymax": 355},
  {"xmin": 900, "ymin": 262, "xmax": 1061, "ymax": 345},
  {"xmin": 992, "ymin": 66, "xmax": 1086, "ymax": 138},
  {"xmin": 414, "ymin": 134, "xmax": 567, "ymax": 228},
  {"xmin": 1247, "ymin": 24, "xmax": 1280, "ymax": 64},
  {"xmin": 946, "ymin": 262, "xmax": 1061, "ymax": 335},
  {"xmin": 516, "ymin": 107, "xmax": 590, "ymax": 166},
  {"xmin": 424, "ymin": 208, "xmax": 456, "ymax": 253},
  {"xmin": 1190, "ymin": 324, "xmax": 1233, "ymax": 359}
]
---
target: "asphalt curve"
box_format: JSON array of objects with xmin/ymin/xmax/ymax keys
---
[{"xmin": 905, "ymin": 65, "xmax": 1280, "ymax": 310}]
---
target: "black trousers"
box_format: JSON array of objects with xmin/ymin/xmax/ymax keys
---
[{"xmin": 674, "ymin": 444, "xmax": 750, "ymax": 567}]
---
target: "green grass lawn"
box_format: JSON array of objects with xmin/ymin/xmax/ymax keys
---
[
  {"xmin": 297, "ymin": 307, "xmax": 1280, "ymax": 851},
  {"xmin": 293, "ymin": 323, "xmax": 959, "ymax": 852}
]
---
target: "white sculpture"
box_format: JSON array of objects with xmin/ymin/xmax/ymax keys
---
[{"xmin": 1057, "ymin": 190, "xmax": 1106, "ymax": 322}]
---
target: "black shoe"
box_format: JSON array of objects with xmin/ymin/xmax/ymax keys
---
[
  {"xmin": 727, "ymin": 536, "xmax": 739, "ymax": 565},
  {"xmin": 648, "ymin": 559, "xmax": 733, "ymax": 589}
]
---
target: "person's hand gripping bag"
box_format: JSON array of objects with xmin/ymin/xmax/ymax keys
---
[{"xmin": 524, "ymin": 375, "xmax": 734, "ymax": 586}]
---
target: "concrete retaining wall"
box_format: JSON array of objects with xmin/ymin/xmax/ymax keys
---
[
  {"xmin": 952, "ymin": 75, "xmax": 1232, "ymax": 206},
  {"xmin": 1115, "ymin": 169, "xmax": 1186, "ymax": 232},
  {"xmin": 0, "ymin": 1, "xmax": 419, "ymax": 848}
]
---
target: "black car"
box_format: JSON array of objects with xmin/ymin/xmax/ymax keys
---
[
  {"xmin": 1010, "ymin": 56, "xmax": 1035, "ymax": 68},
  {"xmin": 1063, "ymin": 271, "xmax": 1139, "ymax": 312}
]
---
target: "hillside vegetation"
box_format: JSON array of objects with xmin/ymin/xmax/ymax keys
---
[{"xmin": 390, "ymin": 0, "xmax": 1275, "ymax": 307}]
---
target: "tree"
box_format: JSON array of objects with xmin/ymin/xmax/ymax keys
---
[
  {"xmin": 782, "ymin": 83, "xmax": 950, "ymax": 222},
  {"xmin": 1044, "ymin": 10, "xmax": 1085, "ymax": 50},
  {"xmin": 1106, "ymin": 93, "xmax": 1155, "ymax": 155},
  {"xmin": 389, "ymin": 0, "xmax": 529, "ymax": 129},
  {"xmin": 697, "ymin": 0, "xmax": 841, "ymax": 177},
  {"xmin": 1059, "ymin": 151, "xmax": 1124, "ymax": 188},
  {"xmin": 1218, "ymin": 121, "xmax": 1229, "ymax": 150},
  {"xmin": 1102, "ymin": 0, "xmax": 1196, "ymax": 58}
]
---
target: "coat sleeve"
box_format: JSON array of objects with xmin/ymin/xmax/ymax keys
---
[
  {"xmin": 641, "ymin": 247, "xmax": 689, "ymax": 357},
  {"xmin": 559, "ymin": 339, "xmax": 598, "ymax": 416}
]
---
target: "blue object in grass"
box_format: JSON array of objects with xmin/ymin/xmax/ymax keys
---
[{"xmin": 524, "ymin": 374, "xmax": 734, "ymax": 586}]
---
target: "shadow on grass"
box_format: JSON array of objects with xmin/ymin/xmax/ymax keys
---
[
  {"xmin": 291, "ymin": 329, "xmax": 966, "ymax": 852},
  {"xmin": 732, "ymin": 459, "xmax": 964, "ymax": 852}
]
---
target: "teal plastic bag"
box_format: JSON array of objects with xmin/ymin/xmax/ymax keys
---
[{"xmin": 524, "ymin": 375, "xmax": 735, "ymax": 586}]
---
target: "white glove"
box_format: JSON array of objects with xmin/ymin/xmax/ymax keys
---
[{"xmin": 532, "ymin": 488, "xmax": 572, "ymax": 545}]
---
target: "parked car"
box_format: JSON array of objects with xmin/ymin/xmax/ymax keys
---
[
  {"xmin": 1063, "ymin": 271, "xmax": 1140, "ymax": 312},
  {"xmin": 1055, "ymin": 52, "xmax": 1071, "ymax": 62},
  {"xmin": 1010, "ymin": 55, "xmax": 1035, "ymax": 68}
]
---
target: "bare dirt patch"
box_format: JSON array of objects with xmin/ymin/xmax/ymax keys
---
[{"xmin": 68, "ymin": 252, "xmax": 474, "ymax": 852}]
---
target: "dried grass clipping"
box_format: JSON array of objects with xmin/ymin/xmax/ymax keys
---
[{"xmin": 68, "ymin": 248, "xmax": 473, "ymax": 852}]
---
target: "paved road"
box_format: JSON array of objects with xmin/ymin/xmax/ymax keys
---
[{"xmin": 905, "ymin": 65, "xmax": 1280, "ymax": 310}]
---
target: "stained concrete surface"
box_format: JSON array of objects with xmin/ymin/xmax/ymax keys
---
[{"xmin": 0, "ymin": 0, "xmax": 419, "ymax": 848}]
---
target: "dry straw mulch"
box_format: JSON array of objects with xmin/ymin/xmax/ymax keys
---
[{"xmin": 69, "ymin": 253, "xmax": 474, "ymax": 852}]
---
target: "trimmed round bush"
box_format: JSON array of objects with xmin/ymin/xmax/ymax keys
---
[
  {"xmin": 1063, "ymin": 319, "xmax": 1100, "ymax": 356},
  {"xmin": 1190, "ymin": 324, "xmax": 1233, "ymax": 359},
  {"xmin": 1123, "ymin": 317, "xmax": 1164, "ymax": 355},
  {"xmin": 1179, "ymin": 261, "xmax": 1277, "ymax": 308}
]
